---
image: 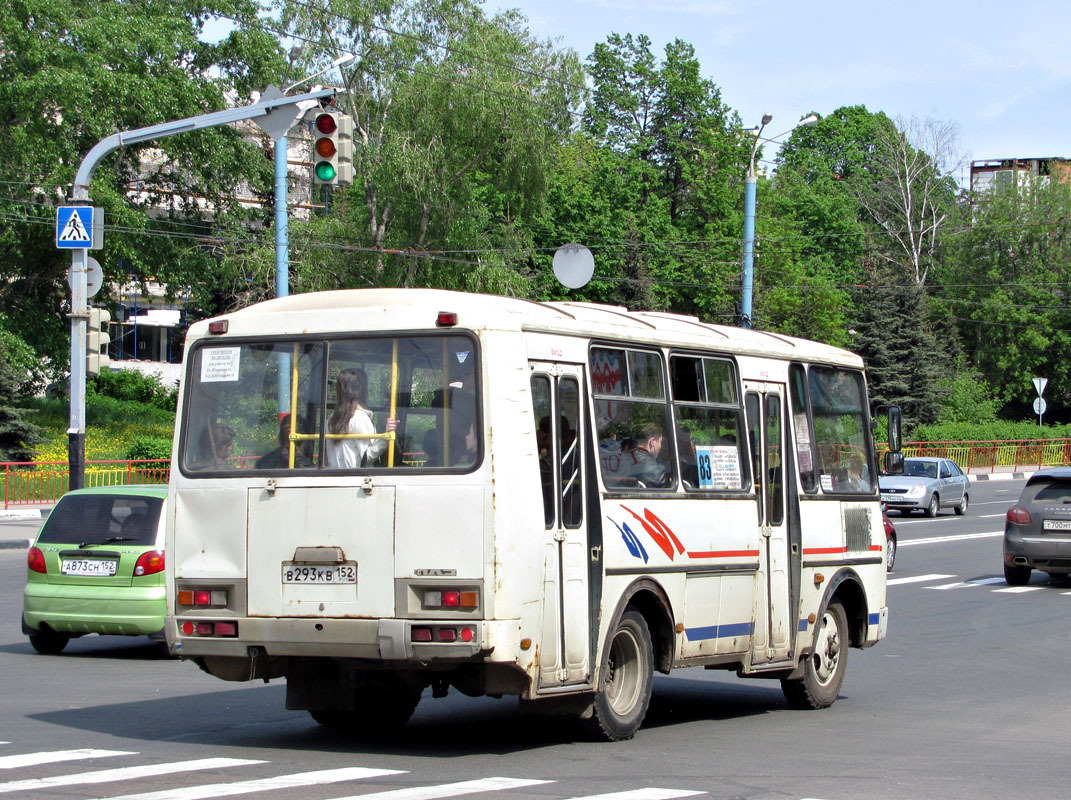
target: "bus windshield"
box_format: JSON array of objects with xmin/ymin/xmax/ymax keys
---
[{"xmin": 180, "ymin": 334, "xmax": 479, "ymax": 474}]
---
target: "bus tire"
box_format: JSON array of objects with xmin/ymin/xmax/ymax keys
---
[
  {"xmin": 781, "ymin": 601, "xmax": 848, "ymax": 710},
  {"xmin": 589, "ymin": 609, "xmax": 653, "ymax": 741}
]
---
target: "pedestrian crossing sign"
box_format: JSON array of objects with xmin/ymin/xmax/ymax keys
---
[{"xmin": 56, "ymin": 206, "xmax": 103, "ymax": 249}]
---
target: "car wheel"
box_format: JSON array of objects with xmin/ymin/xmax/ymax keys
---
[
  {"xmin": 781, "ymin": 601, "xmax": 848, "ymax": 709},
  {"xmin": 28, "ymin": 627, "xmax": 70, "ymax": 655},
  {"xmin": 589, "ymin": 609, "xmax": 654, "ymax": 741},
  {"xmin": 1004, "ymin": 563, "xmax": 1031, "ymax": 586},
  {"xmin": 886, "ymin": 533, "xmax": 897, "ymax": 572},
  {"xmin": 955, "ymin": 494, "xmax": 969, "ymax": 515},
  {"xmin": 924, "ymin": 494, "xmax": 939, "ymax": 518}
]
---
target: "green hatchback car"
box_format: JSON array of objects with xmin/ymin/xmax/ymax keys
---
[{"xmin": 22, "ymin": 485, "xmax": 168, "ymax": 654}]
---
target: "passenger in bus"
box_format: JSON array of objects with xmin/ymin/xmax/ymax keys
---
[
  {"xmin": 325, "ymin": 368, "xmax": 398, "ymax": 469},
  {"xmin": 422, "ymin": 428, "xmax": 442, "ymax": 467},
  {"xmin": 256, "ymin": 414, "xmax": 312, "ymax": 469},
  {"xmin": 621, "ymin": 423, "xmax": 672, "ymax": 488},
  {"xmin": 451, "ymin": 418, "xmax": 478, "ymax": 467},
  {"xmin": 191, "ymin": 422, "xmax": 236, "ymax": 470}
]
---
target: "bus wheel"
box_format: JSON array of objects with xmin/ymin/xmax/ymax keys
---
[
  {"xmin": 590, "ymin": 609, "xmax": 653, "ymax": 741},
  {"xmin": 781, "ymin": 601, "xmax": 848, "ymax": 710}
]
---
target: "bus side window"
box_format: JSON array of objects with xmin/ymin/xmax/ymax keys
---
[{"xmin": 531, "ymin": 374, "xmax": 554, "ymax": 528}]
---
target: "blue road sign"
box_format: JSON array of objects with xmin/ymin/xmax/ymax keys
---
[{"xmin": 56, "ymin": 207, "xmax": 94, "ymax": 249}]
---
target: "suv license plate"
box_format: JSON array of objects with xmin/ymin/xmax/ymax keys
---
[
  {"xmin": 61, "ymin": 559, "xmax": 117, "ymax": 577},
  {"xmin": 282, "ymin": 563, "xmax": 357, "ymax": 584},
  {"xmin": 1043, "ymin": 519, "xmax": 1071, "ymax": 531}
]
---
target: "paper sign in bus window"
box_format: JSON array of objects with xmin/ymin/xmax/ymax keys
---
[
  {"xmin": 200, "ymin": 347, "xmax": 241, "ymax": 382},
  {"xmin": 695, "ymin": 445, "xmax": 742, "ymax": 489}
]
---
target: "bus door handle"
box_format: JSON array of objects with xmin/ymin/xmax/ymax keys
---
[{"xmin": 591, "ymin": 545, "xmax": 601, "ymax": 562}]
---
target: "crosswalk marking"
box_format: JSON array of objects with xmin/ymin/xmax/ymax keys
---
[
  {"xmin": 331, "ymin": 776, "xmax": 555, "ymax": 800},
  {"xmin": 564, "ymin": 789, "xmax": 707, "ymax": 800},
  {"xmin": 992, "ymin": 586, "xmax": 1042, "ymax": 593},
  {"xmin": 887, "ymin": 574, "xmax": 955, "ymax": 586},
  {"xmin": 0, "ymin": 749, "xmax": 134, "ymax": 770},
  {"xmin": 927, "ymin": 576, "xmax": 1006, "ymax": 591},
  {"xmin": 105, "ymin": 766, "xmax": 406, "ymax": 800},
  {"xmin": 0, "ymin": 758, "xmax": 263, "ymax": 795}
]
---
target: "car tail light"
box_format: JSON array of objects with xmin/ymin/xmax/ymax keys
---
[
  {"xmin": 1007, "ymin": 506, "xmax": 1031, "ymax": 525},
  {"xmin": 27, "ymin": 547, "xmax": 46, "ymax": 574},
  {"xmin": 134, "ymin": 550, "xmax": 164, "ymax": 576}
]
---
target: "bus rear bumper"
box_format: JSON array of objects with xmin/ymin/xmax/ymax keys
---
[{"xmin": 168, "ymin": 615, "xmax": 520, "ymax": 663}]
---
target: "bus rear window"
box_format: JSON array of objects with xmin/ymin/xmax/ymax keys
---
[{"xmin": 180, "ymin": 335, "xmax": 480, "ymax": 475}]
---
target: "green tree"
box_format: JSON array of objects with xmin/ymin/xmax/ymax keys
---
[
  {"xmin": 0, "ymin": 340, "xmax": 44, "ymax": 462},
  {"xmin": 0, "ymin": 0, "xmax": 288, "ymax": 364},
  {"xmin": 266, "ymin": 0, "xmax": 583, "ymax": 296},
  {"xmin": 940, "ymin": 175, "xmax": 1071, "ymax": 419}
]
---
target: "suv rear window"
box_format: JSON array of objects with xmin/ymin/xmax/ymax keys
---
[
  {"xmin": 37, "ymin": 495, "xmax": 164, "ymax": 547},
  {"xmin": 1027, "ymin": 479, "xmax": 1071, "ymax": 504}
]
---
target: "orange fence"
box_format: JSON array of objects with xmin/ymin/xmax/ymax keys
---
[{"xmin": 6, "ymin": 439, "xmax": 1071, "ymax": 508}]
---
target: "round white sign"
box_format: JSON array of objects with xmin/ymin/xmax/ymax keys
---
[
  {"xmin": 552, "ymin": 243, "xmax": 595, "ymax": 289},
  {"xmin": 68, "ymin": 256, "xmax": 104, "ymax": 297}
]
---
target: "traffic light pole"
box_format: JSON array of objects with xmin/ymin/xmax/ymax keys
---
[{"xmin": 65, "ymin": 86, "xmax": 336, "ymax": 490}]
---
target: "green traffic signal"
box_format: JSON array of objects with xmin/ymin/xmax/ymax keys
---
[{"xmin": 315, "ymin": 162, "xmax": 337, "ymax": 182}]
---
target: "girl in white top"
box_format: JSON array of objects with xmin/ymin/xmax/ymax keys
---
[{"xmin": 325, "ymin": 368, "xmax": 397, "ymax": 468}]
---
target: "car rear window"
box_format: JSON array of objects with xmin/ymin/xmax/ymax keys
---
[
  {"xmin": 37, "ymin": 495, "xmax": 164, "ymax": 546},
  {"xmin": 1024, "ymin": 479, "xmax": 1071, "ymax": 504}
]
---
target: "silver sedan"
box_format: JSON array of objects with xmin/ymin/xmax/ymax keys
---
[{"xmin": 879, "ymin": 456, "xmax": 970, "ymax": 517}]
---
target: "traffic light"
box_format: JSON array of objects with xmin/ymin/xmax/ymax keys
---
[
  {"xmin": 87, "ymin": 308, "xmax": 111, "ymax": 377},
  {"xmin": 311, "ymin": 111, "xmax": 353, "ymax": 186}
]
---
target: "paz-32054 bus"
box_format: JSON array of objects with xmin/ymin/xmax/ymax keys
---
[{"xmin": 164, "ymin": 288, "xmax": 901, "ymax": 740}]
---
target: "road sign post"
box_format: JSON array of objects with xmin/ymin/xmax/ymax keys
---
[{"xmin": 1033, "ymin": 377, "xmax": 1048, "ymax": 428}]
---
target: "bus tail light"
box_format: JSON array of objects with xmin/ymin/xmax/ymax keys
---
[
  {"xmin": 177, "ymin": 589, "xmax": 228, "ymax": 608},
  {"xmin": 411, "ymin": 625, "xmax": 476, "ymax": 644},
  {"xmin": 27, "ymin": 547, "xmax": 46, "ymax": 574},
  {"xmin": 436, "ymin": 311, "xmax": 457, "ymax": 327},
  {"xmin": 181, "ymin": 620, "xmax": 238, "ymax": 637},
  {"xmin": 422, "ymin": 588, "xmax": 479, "ymax": 609}
]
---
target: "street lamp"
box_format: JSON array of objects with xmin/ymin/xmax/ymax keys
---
[{"xmin": 739, "ymin": 112, "xmax": 819, "ymax": 329}]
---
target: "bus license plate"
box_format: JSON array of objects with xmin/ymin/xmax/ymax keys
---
[
  {"xmin": 1043, "ymin": 519, "xmax": 1071, "ymax": 531},
  {"xmin": 281, "ymin": 563, "xmax": 357, "ymax": 584},
  {"xmin": 61, "ymin": 558, "xmax": 117, "ymax": 577}
]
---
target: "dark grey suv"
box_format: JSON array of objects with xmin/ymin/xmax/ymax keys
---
[{"xmin": 1003, "ymin": 468, "xmax": 1071, "ymax": 585}]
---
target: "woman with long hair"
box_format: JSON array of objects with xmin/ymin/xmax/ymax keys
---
[{"xmin": 326, "ymin": 368, "xmax": 397, "ymax": 468}]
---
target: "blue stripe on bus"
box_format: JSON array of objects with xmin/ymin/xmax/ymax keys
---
[
  {"xmin": 868, "ymin": 612, "xmax": 880, "ymax": 625},
  {"xmin": 684, "ymin": 622, "xmax": 753, "ymax": 641},
  {"xmin": 798, "ymin": 619, "xmax": 809, "ymax": 632}
]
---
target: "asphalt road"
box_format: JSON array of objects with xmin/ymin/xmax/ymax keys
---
[{"xmin": 2, "ymin": 477, "xmax": 1069, "ymax": 799}]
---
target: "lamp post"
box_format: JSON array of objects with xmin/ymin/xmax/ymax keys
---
[{"xmin": 739, "ymin": 112, "xmax": 819, "ymax": 329}]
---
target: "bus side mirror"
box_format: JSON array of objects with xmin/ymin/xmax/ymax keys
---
[
  {"xmin": 887, "ymin": 406, "xmax": 902, "ymax": 452},
  {"xmin": 884, "ymin": 450, "xmax": 904, "ymax": 475}
]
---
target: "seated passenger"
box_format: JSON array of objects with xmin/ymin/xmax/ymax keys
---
[
  {"xmin": 620, "ymin": 423, "xmax": 672, "ymax": 488},
  {"xmin": 256, "ymin": 414, "xmax": 312, "ymax": 469}
]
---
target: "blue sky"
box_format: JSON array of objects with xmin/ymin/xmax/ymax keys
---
[{"xmin": 492, "ymin": 0, "xmax": 1071, "ymax": 185}]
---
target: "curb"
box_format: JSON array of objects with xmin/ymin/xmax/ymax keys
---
[
  {"xmin": 0, "ymin": 539, "xmax": 31, "ymax": 550},
  {"xmin": 0, "ymin": 509, "xmax": 42, "ymax": 521},
  {"xmin": 968, "ymin": 472, "xmax": 1035, "ymax": 482}
]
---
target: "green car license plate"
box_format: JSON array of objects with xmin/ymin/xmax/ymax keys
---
[{"xmin": 61, "ymin": 558, "xmax": 118, "ymax": 577}]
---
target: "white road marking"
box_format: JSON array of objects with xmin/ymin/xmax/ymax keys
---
[
  {"xmin": 0, "ymin": 758, "xmax": 263, "ymax": 794},
  {"xmin": 887, "ymin": 574, "xmax": 955, "ymax": 586},
  {"xmin": 927, "ymin": 581, "xmax": 972, "ymax": 590},
  {"xmin": 0, "ymin": 749, "xmax": 134, "ymax": 770},
  {"xmin": 899, "ymin": 531, "xmax": 1003, "ymax": 546},
  {"xmin": 332, "ymin": 777, "xmax": 557, "ymax": 800},
  {"xmin": 565, "ymin": 790, "xmax": 707, "ymax": 800},
  {"xmin": 105, "ymin": 766, "xmax": 406, "ymax": 800},
  {"xmin": 992, "ymin": 586, "xmax": 1043, "ymax": 594}
]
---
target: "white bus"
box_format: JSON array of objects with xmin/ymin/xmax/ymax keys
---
[{"xmin": 165, "ymin": 288, "xmax": 901, "ymax": 740}]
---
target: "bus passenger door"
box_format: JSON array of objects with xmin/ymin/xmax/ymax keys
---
[
  {"xmin": 530, "ymin": 364, "xmax": 591, "ymax": 688},
  {"xmin": 745, "ymin": 383, "xmax": 792, "ymax": 664}
]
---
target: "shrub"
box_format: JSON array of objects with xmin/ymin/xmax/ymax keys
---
[
  {"xmin": 125, "ymin": 436, "xmax": 173, "ymax": 461},
  {"xmin": 91, "ymin": 369, "xmax": 177, "ymax": 412}
]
